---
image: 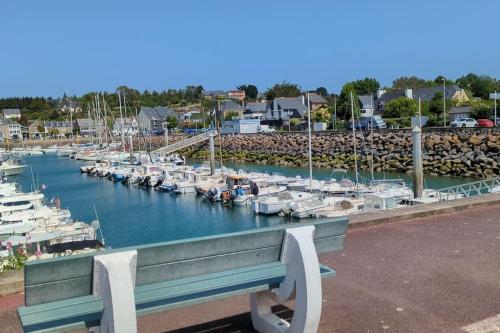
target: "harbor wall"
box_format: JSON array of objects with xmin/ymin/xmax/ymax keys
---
[
  {"xmin": 2, "ymin": 128, "xmax": 498, "ymax": 178},
  {"xmin": 185, "ymin": 128, "xmax": 499, "ymax": 178}
]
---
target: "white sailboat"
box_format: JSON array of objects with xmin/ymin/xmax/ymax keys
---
[
  {"xmin": 0, "ymin": 192, "xmax": 45, "ymax": 215},
  {"xmin": 0, "ymin": 160, "xmax": 26, "ymax": 176}
]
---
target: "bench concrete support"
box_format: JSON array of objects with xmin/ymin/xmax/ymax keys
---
[
  {"xmin": 250, "ymin": 226, "xmax": 322, "ymax": 333},
  {"xmin": 90, "ymin": 250, "xmax": 138, "ymax": 333}
]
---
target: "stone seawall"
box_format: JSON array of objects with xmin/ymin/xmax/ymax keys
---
[
  {"xmin": 185, "ymin": 128, "xmax": 499, "ymax": 178},
  {"xmin": 2, "ymin": 129, "xmax": 498, "ymax": 178}
]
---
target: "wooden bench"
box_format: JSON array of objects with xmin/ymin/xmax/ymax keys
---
[{"xmin": 18, "ymin": 217, "xmax": 348, "ymax": 333}]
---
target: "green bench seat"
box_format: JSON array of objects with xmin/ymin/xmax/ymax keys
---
[
  {"xmin": 18, "ymin": 263, "xmax": 336, "ymax": 332},
  {"xmin": 18, "ymin": 295, "xmax": 103, "ymax": 333},
  {"xmin": 18, "ymin": 217, "xmax": 348, "ymax": 333}
]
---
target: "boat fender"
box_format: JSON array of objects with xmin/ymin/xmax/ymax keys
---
[{"xmin": 222, "ymin": 190, "xmax": 231, "ymax": 202}]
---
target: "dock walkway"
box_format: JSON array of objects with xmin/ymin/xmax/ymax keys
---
[{"xmin": 1, "ymin": 202, "xmax": 500, "ymax": 332}]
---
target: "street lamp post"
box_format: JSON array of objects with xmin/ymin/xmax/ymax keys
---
[
  {"xmin": 442, "ymin": 78, "xmax": 446, "ymax": 127},
  {"xmin": 495, "ymin": 90, "xmax": 497, "ymax": 125}
]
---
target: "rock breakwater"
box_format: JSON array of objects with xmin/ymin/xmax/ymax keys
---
[{"xmin": 185, "ymin": 129, "xmax": 499, "ymax": 178}]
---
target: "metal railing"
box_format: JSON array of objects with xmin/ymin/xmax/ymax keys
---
[
  {"xmin": 435, "ymin": 176, "xmax": 500, "ymax": 201},
  {"xmin": 151, "ymin": 130, "xmax": 216, "ymax": 155}
]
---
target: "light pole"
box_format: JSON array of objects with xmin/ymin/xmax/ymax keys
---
[
  {"xmin": 333, "ymin": 96, "xmax": 337, "ymax": 130},
  {"xmin": 307, "ymin": 92, "xmax": 312, "ymax": 192},
  {"xmin": 495, "ymin": 90, "xmax": 497, "ymax": 125},
  {"xmin": 442, "ymin": 78, "xmax": 446, "ymax": 127}
]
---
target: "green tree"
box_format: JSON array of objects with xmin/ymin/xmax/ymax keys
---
[
  {"xmin": 315, "ymin": 87, "xmax": 328, "ymax": 96},
  {"xmin": 166, "ymin": 116, "xmax": 178, "ymax": 129},
  {"xmin": 29, "ymin": 97, "xmax": 51, "ymax": 112},
  {"xmin": 456, "ymin": 73, "xmax": 497, "ymax": 99},
  {"xmin": 18, "ymin": 114, "xmax": 29, "ymax": 126},
  {"xmin": 237, "ymin": 85, "xmax": 259, "ymax": 100},
  {"xmin": 352, "ymin": 78, "xmax": 380, "ymax": 95},
  {"xmin": 49, "ymin": 128, "xmax": 60, "ymax": 137},
  {"xmin": 383, "ymin": 97, "xmax": 417, "ymax": 118},
  {"xmin": 433, "ymin": 75, "xmax": 454, "ymax": 86},
  {"xmin": 336, "ymin": 82, "xmax": 360, "ymax": 120},
  {"xmin": 223, "ymin": 111, "xmax": 240, "ymax": 120},
  {"xmin": 471, "ymin": 103, "xmax": 492, "ymax": 119},
  {"xmin": 392, "ymin": 76, "xmax": 428, "ymax": 90},
  {"xmin": 428, "ymin": 92, "xmax": 450, "ymax": 116},
  {"xmin": 48, "ymin": 109, "xmax": 59, "ymax": 120},
  {"xmin": 289, "ymin": 118, "xmax": 301, "ymax": 127},
  {"xmin": 313, "ymin": 106, "xmax": 331, "ymax": 122},
  {"xmin": 265, "ymin": 82, "xmax": 301, "ymax": 100}
]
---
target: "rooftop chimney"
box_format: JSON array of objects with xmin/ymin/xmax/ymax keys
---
[
  {"xmin": 377, "ymin": 89, "xmax": 386, "ymax": 99},
  {"xmin": 405, "ymin": 88, "xmax": 413, "ymax": 99}
]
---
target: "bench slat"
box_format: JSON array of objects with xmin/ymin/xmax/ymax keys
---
[
  {"xmin": 136, "ymin": 265, "xmax": 335, "ymax": 316},
  {"xmin": 135, "ymin": 217, "xmax": 347, "ymax": 268},
  {"xmin": 18, "ymin": 295, "xmax": 103, "ymax": 333},
  {"xmin": 136, "ymin": 229, "xmax": 285, "ymax": 267},
  {"xmin": 18, "ymin": 264, "xmax": 336, "ymax": 332},
  {"xmin": 24, "ymin": 255, "xmax": 93, "ymax": 286},
  {"xmin": 25, "ymin": 276, "xmax": 92, "ymax": 307},
  {"xmin": 315, "ymin": 235, "xmax": 346, "ymax": 254},
  {"xmin": 136, "ymin": 246, "xmax": 282, "ymax": 285}
]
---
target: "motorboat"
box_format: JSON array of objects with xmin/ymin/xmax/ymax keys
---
[
  {"xmin": 0, "ymin": 160, "xmax": 26, "ymax": 176},
  {"xmin": 286, "ymin": 176, "xmax": 324, "ymax": 191},
  {"xmin": 233, "ymin": 185, "xmax": 287, "ymax": 206},
  {"xmin": 368, "ymin": 179, "xmax": 414, "ymax": 203},
  {"xmin": 173, "ymin": 171, "xmax": 205, "ymax": 194},
  {"xmin": 56, "ymin": 148, "xmax": 73, "ymax": 157},
  {"xmin": 253, "ymin": 191, "xmax": 315, "ymax": 215},
  {"xmin": 0, "ymin": 192, "xmax": 45, "ymax": 215},
  {"xmin": 287, "ymin": 196, "xmax": 364, "ymax": 219},
  {"xmin": 362, "ymin": 193, "xmax": 403, "ymax": 212}
]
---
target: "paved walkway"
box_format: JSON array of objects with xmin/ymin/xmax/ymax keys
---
[{"xmin": 2, "ymin": 204, "xmax": 499, "ymax": 332}]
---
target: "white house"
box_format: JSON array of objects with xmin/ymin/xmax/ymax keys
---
[
  {"xmin": 180, "ymin": 110, "xmax": 202, "ymax": 124},
  {"xmin": 137, "ymin": 107, "xmax": 178, "ymax": 133},
  {"xmin": 221, "ymin": 119, "xmax": 261, "ymax": 134},
  {"xmin": 2, "ymin": 108, "xmax": 21, "ymax": 120},
  {"xmin": 113, "ymin": 117, "xmax": 138, "ymax": 135},
  {"xmin": 0, "ymin": 118, "xmax": 22, "ymax": 139}
]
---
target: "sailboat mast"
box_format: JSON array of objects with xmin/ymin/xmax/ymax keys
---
[
  {"xmin": 350, "ymin": 91, "xmax": 359, "ymax": 191},
  {"xmin": 307, "ymin": 92, "xmax": 312, "ymax": 192},
  {"xmin": 103, "ymin": 95, "xmax": 111, "ymax": 147},
  {"xmin": 95, "ymin": 94, "xmax": 101, "ymax": 146},
  {"xmin": 118, "ymin": 91, "xmax": 125, "ymax": 151},
  {"xmin": 88, "ymin": 103, "xmax": 93, "ymax": 145},
  {"xmin": 70, "ymin": 102, "xmax": 73, "ymax": 144}
]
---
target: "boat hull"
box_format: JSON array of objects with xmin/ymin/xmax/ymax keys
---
[{"xmin": 1, "ymin": 165, "xmax": 26, "ymax": 176}]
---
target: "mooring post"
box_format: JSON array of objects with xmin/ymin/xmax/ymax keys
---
[
  {"xmin": 412, "ymin": 126, "xmax": 423, "ymax": 198},
  {"xmin": 209, "ymin": 133, "xmax": 216, "ymax": 176}
]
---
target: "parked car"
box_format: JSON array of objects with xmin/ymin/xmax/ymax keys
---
[
  {"xmin": 184, "ymin": 128, "xmax": 198, "ymax": 135},
  {"xmin": 360, "ymin": 116, "xmax": 386, "ymax": 129},
  {"xmin": 153, "ymin": 129, "xmax": 165, "ymax": 135},
  {"xmin": 450, "ymin": 118, "xmax": 477, "ymax": 128},
  {"xmin": 346, "ymin": 116, "xmax": 387, "ymax": 130},
  {"xmin": 257, "ymin": 125, "xmax": 276, "ymax": 133},
  {"xmin": 345, "ymin": 120, "xmax": 363, "ymax": 130},
  {"xmin": 476, "ymin": 119, "xmax": 494, "ymax": 127}
]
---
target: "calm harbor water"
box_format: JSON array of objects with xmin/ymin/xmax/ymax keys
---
[{"xmin": 13, "ymin": 155, "xmax": 472, "ymax": 249}]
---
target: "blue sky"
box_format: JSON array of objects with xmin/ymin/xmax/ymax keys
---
[{"xmin": 0, "ymin": 0, "xmax": 498, "ymax": 97}]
